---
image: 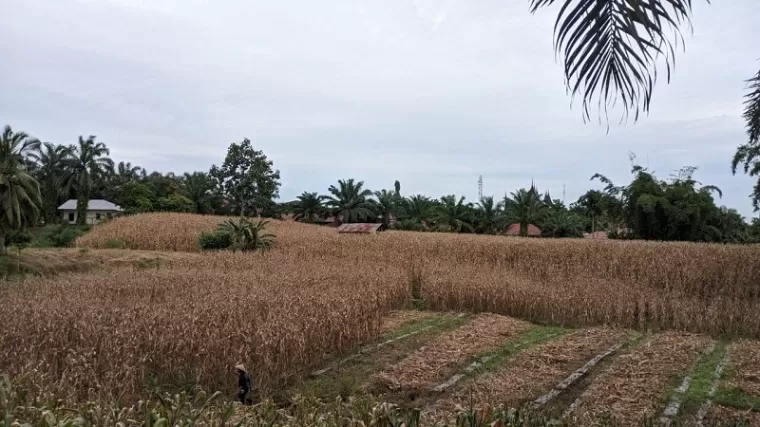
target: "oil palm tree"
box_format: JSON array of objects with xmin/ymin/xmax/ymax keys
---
[
  {"xmin": 325, "ymin": 179, "xmax": 374, "ymax": 223},
  {"xmin": 0, "ymin": 125, "xmax": 42, "ymax": 254},
  {"xmin": 475, "ymin": 196, "xmax": 501, "ymax": 234},
  {"xmin": 71, "ymin": 136, "xmax": 114, "ymax": 225},
  {"xmin": 183, "ymin": 172, "xmax": 218, "ymax": 214},
  {"xmin": 502, "ymin": 186, "xmax": 547, "ymax": 237},
  {"xmin": 403, "ymin": 194, "xmax": 434, "ymax": 225},
  {"xmin": 435, "ymin": 195, "xmax": 474, "ymax": 233},
  {"xmin": 373, "ymin": 189, "xmax": 400, "ymax": 228},
  {"xmin": 293, "ymin": 191, "xmax": 326, "ymax": 222},
  {"xmin": 28, "ymin": 142, "xmax": 76, "ymax": 223}
]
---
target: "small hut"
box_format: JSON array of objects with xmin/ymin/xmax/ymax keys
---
[
  {"xmin": 337, "ymin": 223, "xmax": 384, "ymax": 234},
  {"xmin": 504, "ymin": 223, "xmax": 542, "ymax": 237}
]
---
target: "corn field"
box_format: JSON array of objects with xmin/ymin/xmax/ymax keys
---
[{"xmin": 3, "ymin": 213, "xmax": 760, "ymax": 404}]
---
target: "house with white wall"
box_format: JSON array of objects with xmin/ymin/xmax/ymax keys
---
[{"xmin": 57, "ymin": 199, "xmax": 123, "ymax": 224}]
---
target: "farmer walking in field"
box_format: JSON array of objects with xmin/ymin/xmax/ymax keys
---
[{"xmin": 235, "ymin": 363, "xmax": 252, "ymax": 404}]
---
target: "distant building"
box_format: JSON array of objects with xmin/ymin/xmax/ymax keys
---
[
  {"xmin": 504, "ymin": 223, "xmax": 542, "ymax": 237},
  {"xmin": 58, "ymin": 199, "xmax": 123, "ymax": 224},
  {"xmin": 337, "ymin": 223, "xmax": 384, "ymax": 234},
  {"xmin": 583, "ymin": 231, "xmax": 609, "ymax": 239}
]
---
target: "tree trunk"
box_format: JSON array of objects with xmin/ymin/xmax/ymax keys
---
[
  {"xmin": 0, "ymin": 234, "xmax": 6, "ymax": 256},
  {"xmin": 240, "ymin": 198, "xmax": 246, "ymax": 217},
  {"xmin": 76, "ymin": 191, "xmax": 89, "ymax": 225}
]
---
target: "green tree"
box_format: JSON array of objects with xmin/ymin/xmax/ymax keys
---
[
  {"xmin": 292, "ymin": 191, "xmax": 326, "ymax": 222},
  {"xmin": 0, "ymin": 125, "xmax": 42, "ymax": 255},
  {"xmin": 435, "ymin": 195, "xmax": 474, "ymax": 233},
  {"xmin": 156, "ymin": 193, "xmax": 194, "ymax": 213},
  {"xmin": 71, "ymin": 136, "xmax": 113, "ymax": 225},
  {"xmin": 325, "ymin": 179, "xmax": 374, "ymax": 223},
  {"xmin": 475, "ymin": 196, "xmax": 501, "ymax": 234},
  {"xmin": 502, "ymin": 186, "xmax": 547, "ymax": 237},
  {"xmin": 402, "ymin": 194, "xmax": 434, "ymax": 226},
  {"xmin": 210, "ymin": 138, "xmax": 281, "ymax": 217},
  {"xmin": 183, "ymin": 172, "xmax": 218, "ymax": 214},
  {"xmin": 115, "ymin": 181, "xmax": 155, "ymax": 213},
  {"xmin": 373, "ymin": 189, "xmax": 400, "ymax": 228},
  {"xmin": 543, "ymin": 210, "xmax": 586, "ymax": 238},
  {"xmin": 29, "ymin": 142, "xmax": 75, "ymax": 223}
]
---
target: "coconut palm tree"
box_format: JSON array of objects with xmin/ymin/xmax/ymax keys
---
[
  {"xmin": 435, "ymin": 195, "xmax": 474, "ymax": 233},
  {"xmin": 0, "ymin": 125, "xmax": 42, "ymax": 254},
  {"xmin": 71, "ymin": 136, "xmax": 114, "ymax": 225},
  {"xmin": 292, "ymin": 191, "xmax": 326, "ymax": 222},
  {"xmin": 28, "ymin": 142, "xmax": 76, "ymax": 223},
  {"xmin": 325, "ymin": 179, "xmax": 374, "ymax": 223},
  {"xmin": 475, "ymin": 196, "xmax": 501, "ymax": 234},
  {"xmin": 502, "ymin": 186, "xmax": 547, "ymax": 237}
]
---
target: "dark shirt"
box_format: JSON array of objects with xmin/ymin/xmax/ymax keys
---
[{"xmin": 238, "ymin": 372, "xmax": 251, "ymax": 394}]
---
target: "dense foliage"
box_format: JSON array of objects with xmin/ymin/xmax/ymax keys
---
[{"xmin": 2, "ymin": 123, "xmax": 760, "ymax": 246}]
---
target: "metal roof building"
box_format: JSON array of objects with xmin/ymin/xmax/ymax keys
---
[{"xmin": 337, "ymin": 223, "xmax": 383, "ymax": 234}]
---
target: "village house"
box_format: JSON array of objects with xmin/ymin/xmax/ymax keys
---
[{"xmin": 57, "ymin": 199, "xmax": 123, "ymax": 224}]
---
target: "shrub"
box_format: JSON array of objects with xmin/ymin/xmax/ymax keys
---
[
  {"xmin": 199, "ymin": 230, "xmax": 233, "ymax": 250},
  {"xmin": 50, "ymin": 226, "xmax": 85, "ymax": 247},
  {"xmin": 105, "ymin": 238, "xmax": 127, "ymax": 249}
]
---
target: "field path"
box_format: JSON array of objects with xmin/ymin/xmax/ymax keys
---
[
  {"xmin": 567, "ymin": 332, "xmax": 713, "ymax": 426},
  {"xmin": 423, "ymin": 327, "xmax": 629, "ymax": 422},
  {"xmin": 373, "ymin": 314, "xmax": 532, "ymax": 394}
]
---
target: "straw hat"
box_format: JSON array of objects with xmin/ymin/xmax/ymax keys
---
[{"xmin": 235, "ymin": 364, "xmax": 247, "ymax": 373}]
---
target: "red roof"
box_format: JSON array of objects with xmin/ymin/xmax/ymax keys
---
[
  {"xmin": 337, "ymin": 223, "xmax": 383, "ymax": 234},
  {"xmin": 584, "ymin": 231, "xmax": 608, "ymax": 239},
  {"xmin": 504, "ymin": 223, "xmax": 541, "ymax": 237}
]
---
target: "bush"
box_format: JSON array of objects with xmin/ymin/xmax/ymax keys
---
[
  {"xmin": 50, "ymin": 226, "xmax": 88, "ymax": 248},
  {"xmin": 105, "ymin": 239, "xmax": 127, "ymax": 249},
  {"xmin": 199, "ymin": 230, "xmax": 232, "ymax": 250}
]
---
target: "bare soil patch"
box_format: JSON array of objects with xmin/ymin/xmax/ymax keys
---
[
  {"xmin": 425, "ymin": 327, "xmax": 628, "ymax": 421},
  {"xmin": 570, "ymin": 332, "xmax": 713, "ymax": 426},
  {"xmin": 373, "ymin": 314, "xmax": 532, "ymax": 393}
]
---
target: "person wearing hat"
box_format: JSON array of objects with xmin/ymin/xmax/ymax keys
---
[{"xmin": 235, "ymin": 363, "xmax": 252, "ymax": 404}]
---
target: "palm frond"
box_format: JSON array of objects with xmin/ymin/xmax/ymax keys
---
[{"xmin": 531, "ymin": 0, "xmax": 696, "ymax": 123}]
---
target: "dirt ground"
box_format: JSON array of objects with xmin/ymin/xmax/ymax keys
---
[
  {"xmin": 373, "ymin": 314, "xmax": 532, "ymax": 392},
  {"xmin": 425, "ymin": 327, "xmax": 629, "ymax": 420},
  {"xmin": 706, "ymin": 405, "xmax": 760, "ymax": 426},
  {"xmin": 570, "ymin": 332, "xmax": 714, "ymax": 426}
]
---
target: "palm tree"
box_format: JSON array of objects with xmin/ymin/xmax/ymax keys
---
[
  {"xmin": 219, "ymin": 217, "xmax": 275, "ymax": 252},
  {"xmin": 71, "ymin": 136, "xmax": 114, "ymax": 225},
  {"xmin": 475, "ymin": 196, "xmax": 502, "ymax": 234},
  {"xmin": 374, "ymin": 189, "xmax": 400, "ymax": 228},
  {"xmin": 28, "ymin": 142, "xmax": 76, "ymax": 224},
  {"xmin": 0, "ymin": 125, "xmax": 42, "ymax": 255},
  {"xmin": 325, "ymin": 179, "xmax": 374, "ymax": 223},
  {"xmin": 543, "ymin": 210, "xmax": 586, "ymax": 238},
  {"xmin": 435, "ymin": 195, "xmax": 474, "ymax": 233},
  {"xmin": 502, "ymin": 186, "xmax": 547, "ymax": 237},
  {"xmin": 183, "ymin": 172, "xmax": 217, "ymax": 214},
  {"xmin": 403, "ymin": 194, "xmax": 434, "ymax": 225},
  {"xmin": 292, "ymin": 191, "xmax": 326, "ymax": 222}
]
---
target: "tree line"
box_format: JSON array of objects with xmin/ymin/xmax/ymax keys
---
[{"xmin": 1, "ymin": 124, "xmax": 759, "ymax": 256}]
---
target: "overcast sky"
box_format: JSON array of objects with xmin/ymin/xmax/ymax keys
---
[{"xmin": 2, "ymin": 0, "xmax": 759, "ymax": 217}]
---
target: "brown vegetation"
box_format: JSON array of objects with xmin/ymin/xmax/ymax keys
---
[
  {"xmin": 374, "ymin": 314, "xmax": 532, "ymax": 392},
  {"xmin": 5, "ymin": 213, "xmax": 760, "ymax": 407},
  {"xmin": 571, "ymin": 332, "xmax": 713, "ymax": 426},
  {"xmin": 723, "ymin": 340, "xmax": 760, "ymax": 397}
]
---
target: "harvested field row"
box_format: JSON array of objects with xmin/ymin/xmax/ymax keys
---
[
  {"xmin": 380, "ymin": 311, "xmax": 438, "ymax": 335},
  {"xmin": 374, "ymin": 314, "xmax": 533, "ymax": 393},
  {"xmin": 569, "ymin": 332, "xmax": 714, "ymax": 426},
  {"xmin": 426, "ymin": 327, "xmax": 630, "ymax": 422},
  {"xmin": 722, "ymin": 340, "xmax": 760, "ymax": 397},
  {"xmin": 705, "ymin": 405, "xmax": 760, "ymax": 426}
]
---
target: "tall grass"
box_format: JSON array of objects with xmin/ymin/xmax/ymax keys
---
[{"xmin": 3, "ymin": 213, "xmax": 760, "ymax": 404}]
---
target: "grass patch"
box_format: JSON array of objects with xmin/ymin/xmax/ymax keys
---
[
  {"xmin": 714, "ymin": 387, "xmax": 760, "ymax": 412},
  {"xmin": 471, "ymin": 325, "xmax": 570, "ymax": 376},
  {"xmin": 291, "ymin": 313, "xmax": 470, "ymax": 401},
  {"xmin": 680, "ymin": 341, "xmax": 729, "ymax": 412}
]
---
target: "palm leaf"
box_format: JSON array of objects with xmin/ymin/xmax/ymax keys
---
[{"xmin": 530, "ymin": 0, "xmax": 696, "ymax": 123}]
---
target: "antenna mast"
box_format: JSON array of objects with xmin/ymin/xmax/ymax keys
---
[{"xmin": 478, "ymin": 175, "xmax": 483, "ymax": 200}]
